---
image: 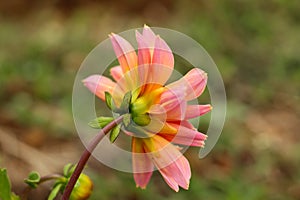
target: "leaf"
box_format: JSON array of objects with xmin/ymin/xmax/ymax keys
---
[
  {"xmin": 105, "ymin": 92, "xmax": 113, "ymax": 110},
  {"xmin": 110, "ymin": 124, "xmax": 121, "ymax": 143},
  {"xmin": 120, "ymin": 91, "xmax": 132, "ymax": 113},
  {"xmin": 123, "ymin": 113, "xmax": 131, "ymax": 127},
  {"xmin": 47, "ymin": 183, "xmax": 63, "ymax": 200},
  {"xmin": 88, "ymin": 117, "xmax": 114, "ymax": 129},
  {"xmin": 0, "ymin": 168, "xmax": 12, "ymax": 200},
  {"xmin": 24, "ymin": 171, "xmax": 40, "ymax": 188},
  {"xmin": 63, "ymin": 164, "xmax": 76, "ymax": 178}
]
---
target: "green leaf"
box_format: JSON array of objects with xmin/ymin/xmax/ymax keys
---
[
  {"xmin": 123, "ymin": 113, "xmax": 131, "ymax": 127},
  {"xmin": 88, "ymin": 117, "xmax": 114, "ymax": 129},
  {"xmin": 110, "ymin": 124, "xmax": 121, "ymax": 143},
  {"xmin": 120, "ymin": 91, "xmax": 132, "ymax": 113},
  {"xmin": 105, "ymin": 92, "xmax": 113, "ymax": 110},
  {"xmin": 24, "ymin": 171, "xmax": 40, "ymax": 188},
  {"xmin": 0, "ymin": 168, "xmax": 12, "ymax": 200},
  {"xmin": 47, "ymin": 183, "xmax": 63, "ymax": 200},
  {"xmin": 63, "ymin": 163, "xmax": 76, "ymax": 178}
]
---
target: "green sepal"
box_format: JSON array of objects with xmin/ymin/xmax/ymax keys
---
[
  {"xmin": 47, "ymin": 183, "xmax": 63, "ymax": 200},
  {"xmin": 132, "ymin": 114, "xmax": 151, "ymax": 126},
  {"xmin": 123, "ymin": 113, "xmax": 131, "ymax": 127},
  {"xmin": 88, "ymin": 117, "xmax": 114, "ymax": 129},
  {"xmin": 110, "ymin": 124, "xmax": 121, "ymax": 143},
  {"xmin": 131, "ymin": 88, "xmax": 141, "ymax": 103},
  {"xmin": 24, "ymin": 171, "xmax": 40, "ymax": 188},
  {"xmin": 126, "ymin": 124, "xmax": 149, "ymax": 138},
  {"xmin": 120, "ymin": 91, "xmax": 132, "ymax": 113},
  {"xmin": 105, "ymin": 92, "xmax": 114, "ymax": 110}
]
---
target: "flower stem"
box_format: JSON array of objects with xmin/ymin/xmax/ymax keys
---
[{"xmin": 62, "ymin": 115, "xmax": 123, "ymax": 200}]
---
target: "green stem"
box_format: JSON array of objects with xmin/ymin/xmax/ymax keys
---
[{"xmin": 61, "ymin": 115, "xmax": 123, "ymax": 200}]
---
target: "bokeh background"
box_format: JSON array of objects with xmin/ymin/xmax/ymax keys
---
[{"xmin": 0, "ymin": 0, "xmax": 300, "ymax": 199}]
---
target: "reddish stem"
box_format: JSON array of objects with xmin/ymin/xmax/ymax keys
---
[{"xmin": 62, "ymin": 115, "xmax": 123, "ymax": 200}]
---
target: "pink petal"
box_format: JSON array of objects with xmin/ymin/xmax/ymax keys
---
[
  {"xmin": 144, "ymin": 136, "xmax": 191, "ymax": 191},
  {"xmin": 167, "ymin": 68, "xmax": 207, "ymax": 101},
  {"xmin": 132, "ymin": 137, "xmax": 154, "ymax": 189},
  {"xmin": 135, "ymin": 25, "xmax": 156, "ymax": 65},
  {"xmin": 185, "ymin": 104, "xmax": 212, "ymax": 119},
  {"xmin": 110, "ymin": 66, "xmax": 123, "ymax": 82},
  {"xmin": 136, "ymin": 31, "xmax": 152, "ymax": 94},
  {"xmin": 110, "ymin": 33, "xmax": 137, "ymax": 72},
  {"xmin": 82, "ymin": 75, "xmax": 116, "ymax": 101},
  {"xmin": 159, "ymin": 122, "xmax": 207, "ymax": 147},
  {"xmin": 147, "ymin": 36, "xmax": 174, "ymax": 86},
  {"xmin": 160, "ymin": 87, "xmax": 185, "ymax": 111},
  {"xmin": 152, "ymin": 36, "xmax": 174, "ymax": 70},
  {"xmin": 136, "ymin": 26, "xmax": 174, "ymax": 90},
  {"xmin": 174, "ymin": 120, "xmax": 196, "ymax": 130},
  {"xmin": 159, "ymin": 87, "xmax": 187, "ymax": 120},
  {"xmin": 136, "ymin": 31, "xmax": 151, "ymax": 65},
  {"xmin": 159, "ymin": 156, "xmax": 191, "ymax": 191},
  {"xmin": 142, "ymin": 25, "xmax": 156, "ymax": 47}
]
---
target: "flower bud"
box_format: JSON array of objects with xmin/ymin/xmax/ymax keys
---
[{"xmin": 70, "ymin": 173, "xmax": 93, "ymax": 200}]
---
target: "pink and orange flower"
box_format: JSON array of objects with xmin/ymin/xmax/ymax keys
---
[{"xmin": 83, "ymin": 25, "xmax": 211, "ymax": 192}]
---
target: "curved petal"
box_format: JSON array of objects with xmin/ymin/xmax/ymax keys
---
[
  {"xmin": 110, "ymin": 66, "xmax": 123, "ymax": 82},
  {"xmin": 160, "ymin": 87, "xmax": 186, "ymax": 111},
  {"xmin": 185, "ymin": 104, "xmax": 212, "ymax": 119},
  {"xmin": 159, "ymin": 87, "xmax": 187, "ymax": 120},
  {"xmin": 136, "ymin": 31, "xmax": 151, "ymax": 65},
  {"xmin": 136, "ymin": 31, "xmax": 152, "ymax": 94},
  {"xmin": 172, "ymin": 120, "xmax": 196, "ymax": 130},
  {"xmin": 136, "ymin": 26, "xmax": 174, "ymax": 92},
  {"xmin": 136, "ymin": 25, "xmax": 156, "ymax": 65},
  {"xmin": 110, "ymin": 33, "xmax": 137, "ymax": 72},
  {"xmin": 135, "ymin": 25, "xmax": 157, "ymax": 94},
  {"xmin": 82, "ymin": 75, "xmax": 116, "ymax": 101},
  {"xmin": 144, "ymin": 136, "xmax": 191, "ymax": 191},
  {"xmin": 152, "ymin": 36, "xmax": 174, "ymax": 70},
  {"xmin": 146, "ymin": 37, "xmax": 174, "ymax": 86},
  {"xmin": 167, "ymin": 68, "xmax": 207, "ymax": 101},
  {"xmin": 142, "ymin": 25, "xmax": 156, "ymax": 47},
  {"xmin": 158, "ymin": 122, "xmax": 207, "ymax": 147},
  {"xmin": 132, "ymin": 137, "xmax": 154, "ymax": 189},
  {"xmin": 159, "ymin": 155, "xmax": 191, "ymax": 191}
]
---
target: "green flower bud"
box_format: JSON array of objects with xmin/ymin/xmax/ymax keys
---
[{"xmin": 70, "ymin": 173, "xmax": 93, "ymax": 200}]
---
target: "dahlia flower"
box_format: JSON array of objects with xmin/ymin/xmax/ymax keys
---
[{"xmin": 83, "ymin": 25, "xmax": 211, "ymax": 192}]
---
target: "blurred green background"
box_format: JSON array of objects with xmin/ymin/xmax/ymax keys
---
[{"xmin": 0, "ymin": 0, "xmax": 299, "ymax": 199}]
